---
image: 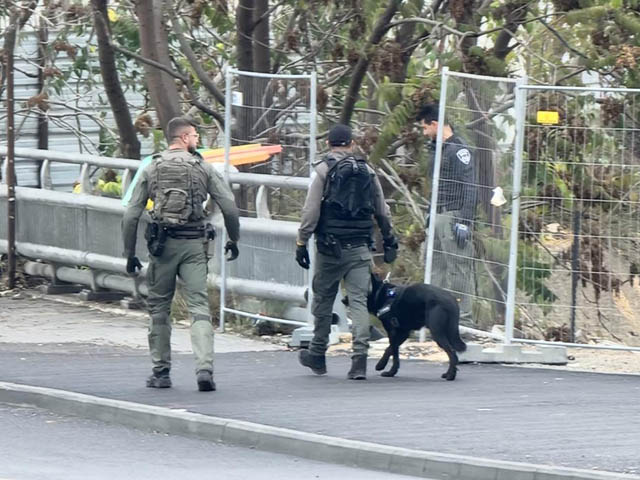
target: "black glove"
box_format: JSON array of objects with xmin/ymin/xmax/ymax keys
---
[
  {"xmin": 453, "ymin": 223, "xmax": 471, "ymax": 248},
  {"xmin": 383, "ymin": 235, "xmax": 398, "ymax": 264},
  {"xmin": 224, "ymin": 240, "xmax": 239, "ymax": 261},
  {"xmin": 296, "ymin": 244, "xmax": 310, "ymax": 269},
  {"xmin": 126, "ymin": 256, "xmax": 143, "ymax": 275}
]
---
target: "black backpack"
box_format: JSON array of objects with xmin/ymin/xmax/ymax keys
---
[{"xmin": 322, "ymin": 155, "xmax": 375, "ymax": 220}]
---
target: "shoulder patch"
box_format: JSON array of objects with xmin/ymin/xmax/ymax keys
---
[{"xmin": 456, "ymin": 148, "xmax": 471, "ymax": 165}]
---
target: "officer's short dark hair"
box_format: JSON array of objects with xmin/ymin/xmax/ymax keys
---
[
  {"xmin": 167, "ymin": 117, "xmax": 195, "ymax": 140},
  {"xmin": 416, "ymin": 103, "xmax": 444, "ymax": 125}
]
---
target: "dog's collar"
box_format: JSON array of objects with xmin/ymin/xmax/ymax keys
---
[
  {"xmin": 376, "ymin": 286, "xmax": 403, "ymax": 321},
  {"xmin": 373, "ymin": 284, "xmax": 390, "ymax": 315}
]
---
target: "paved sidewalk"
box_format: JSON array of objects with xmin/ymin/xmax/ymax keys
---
[
  {"xmin": 1, "ymin": 295, "xmax": 639, "ymax": 479},
  {"xmin": 1, "ymin": 345, "xmax": 639, "ymax": 476}
]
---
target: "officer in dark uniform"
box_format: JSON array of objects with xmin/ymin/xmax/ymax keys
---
[
  {"xmin": 295, "ymin": 124, "xmax": 397, "ymax": 380},
  {"xmin": 417, "ymin": 104, "xmax": 477, "ymax": 325}
]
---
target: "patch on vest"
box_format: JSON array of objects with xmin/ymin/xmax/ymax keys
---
[{"xmin": 456, "ymin": 148, "xmax": 471, "ymax": 165}]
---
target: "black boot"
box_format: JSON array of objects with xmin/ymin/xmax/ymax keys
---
[
  {"xmin": 146, "ymin": 369, "xmax": 172, "ymax": 388},
  {"xmin": 196, "ymin": 370, "xmax": 216, "ymax": 392},
  {"xmin": 347, "ymin": 355, "xmax": 367, "ymax": 380},
  {"xmin": 298, "ymin": 350, "xmax": 327, "ymax": 375}
]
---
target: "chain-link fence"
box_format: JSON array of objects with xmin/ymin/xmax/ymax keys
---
[
  {"xmin": 217, "ymin": 68, "xmax": 316, "ymax": 330},
  {"xmin": 514, "ymin": 86, "xmax": 640, "ymax": 349},
  {"xmin": 426, "ymin": 69, "xmax": 520, "ymax": 336}
]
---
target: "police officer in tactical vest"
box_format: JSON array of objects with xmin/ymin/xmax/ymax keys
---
[
  {"xmin": 295, "ymin": 124, "xmax": 398, "ymax": 380},
  {"xmin": 122, "ymin": 117, "xmax": 240, "ymax": 392},
  {"xmin": 418, "ymin": 104, "xmax": 477, "ymax": 325}
]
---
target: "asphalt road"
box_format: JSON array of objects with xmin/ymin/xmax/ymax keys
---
[{"xmin": 0, "ymin": 403, "xmax": 427, "ymax": 480}]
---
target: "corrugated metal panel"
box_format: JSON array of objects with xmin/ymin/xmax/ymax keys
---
[{"xmin": 0, "ymin": 29, "xmax": 154, "ymax": 190}]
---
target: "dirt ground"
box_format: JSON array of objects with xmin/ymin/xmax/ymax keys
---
[
  {"xmin": 1, "ymin": 283, "xmax": 639, "ymax": 376},
  {"xmin": 326, "ymin": 336, "xmax": 640, "ymax": 375},
  {"xmin": 255, "ymin": 329, "xmax": 640, "ymax": 375}
]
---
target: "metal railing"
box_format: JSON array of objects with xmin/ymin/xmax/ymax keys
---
[{"xmin": 0, "ymin": 147, "xmax": 312, "ymax": 329}]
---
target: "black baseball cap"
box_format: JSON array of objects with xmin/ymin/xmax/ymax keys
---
[{"xmin": 328, "ymin": 124, "xmax": 352, "ymax": 146}]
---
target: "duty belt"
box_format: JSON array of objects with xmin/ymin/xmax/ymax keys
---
[{"xmin": 165, "ymin": 225, "xmax": 206, "ymax": 239}]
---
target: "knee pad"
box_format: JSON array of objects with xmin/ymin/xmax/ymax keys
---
[
  {"xmin": 151, "ymin": 314, "xmax": 171, "ymax": 326},
  {"xmin": 192, "ymin": 314, "xmax": 212, "ymax": 324}
]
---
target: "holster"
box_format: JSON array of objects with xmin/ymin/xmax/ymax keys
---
[
  {"xmin": 205, "ymin": 223, "xmax": 216, "ymax": 241},
  {"xmin": 316, "ymin": 234, "xmax": 342, "ymax": 259},
  {"xmin": 145, "ymin": 222, "xmax": 167, "ymax": 257},
  {"xmin": 204, "ymin": 223, "xmax": 216, "ymax": 261}
]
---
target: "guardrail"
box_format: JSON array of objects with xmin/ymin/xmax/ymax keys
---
[
  {"xmin": 0, "ymin": 147, "xmax": 313, "ymax": 329},
  {"xmin": 0, "ymin": 146, "xmax": 311, "ymax": 194}
]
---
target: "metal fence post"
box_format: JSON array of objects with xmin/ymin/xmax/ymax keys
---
[
  {"xmin": 421, "ymin": 66, "xmax": 449, "ymax": 342},
  {"xmin": 504, "ymin": 77, "xmax": 528, "ymax": 345},
  {"xmin": 306, "ymin": 71, "xmax": 317, "ymax": 328},
  {"xmin": 5, "ymin": 23, "xmax": 17, "ymax": 289},
  {"xmin": 219, "ymin": 66, "xmax": 234, "ymax": 333}
]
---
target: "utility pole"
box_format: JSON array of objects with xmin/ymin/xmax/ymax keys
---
[{"xmin": 5, "ymin": 22, "xmax": 17, "ymax": 289}]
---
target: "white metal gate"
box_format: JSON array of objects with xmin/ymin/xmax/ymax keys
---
[
  {"xmin": 426, "ymin": 68, "xmax": 522, "ymax": 339},
  {"xmin": 512, "ymin": 85, "xmax": 640, "ymax": 351},
  {"xmin": 431, "ymin": 68, "xmax": 640, "ymax": 351},
  {"xmin": 219, "ymin": 68, "xmax": 317, "ymax": 331}
]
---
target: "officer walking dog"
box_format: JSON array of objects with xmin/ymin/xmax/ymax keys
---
[
  {"xmin": 295, "ymin": 124, "xmax": 398, "ymax": 380},
  {"xmin": 367, "ymin": 273, "xmax": 466, "ymax": 380},
  {"xmin": 122, "ymin": 116, "xmax": 240, "ymax": 392}
]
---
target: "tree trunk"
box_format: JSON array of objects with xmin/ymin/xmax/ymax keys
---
[
  {"xmin": 390, "ymin": 21, "xmax": 418, "ymax": 84},
  {"xmin": 253, "ymin": 0, "xmax": 270, "ymax": 74},
  {"xmin": 234, "ymin": 0, "xmax": 256, "ymax": 212},
  {"xmin": 92, "ymin": 0, "xmax": 141, "ymax": 159},
  {"xmin": 252, "ymin": 0, "xmax": 274, "ymax": 183},
  {"xmin": 340, "ymin": 0, "xmax": 402, "ymax": 125},
  {"xmin": 135, "ymin": 0, "xmax": 181, "ymax": 135},
  {"xmin": 236, "ymin": 0, "xmax": 255, "ymax": 141}
]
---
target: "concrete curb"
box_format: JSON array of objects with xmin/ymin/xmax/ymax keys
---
[{"xmin": 1, "ymin": 381, "xmax": 637, "ymax": 480}]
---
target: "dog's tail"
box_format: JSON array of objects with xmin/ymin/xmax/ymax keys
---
[{"xmin": 447, "ymin": 303, "xmax": 467, "ymax": 352}]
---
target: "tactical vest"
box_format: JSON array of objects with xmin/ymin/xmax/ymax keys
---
[
  {"xmin": 148, "ymin": 150, "xmax": 209, "ymax": 226},
  {"xmin": 316, "ymin": 154, "xmax": 375, "ymax": 241}
]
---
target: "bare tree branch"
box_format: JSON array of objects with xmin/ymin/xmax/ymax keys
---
[
  {"xmin": 91, "ymin": 0, "xmax": 140, "ymax": 159},
  {"xmin": 170, "ymin": 13, "xmax": 225, "ymax": 105},
  {"xmin": 538, "ymin": 18, "xmax": 589, "ymax": 60},
  {"xmin": 378, "ymin": 157, "xmax": 425, "ymax": 228},
  {"xmin": 386, "ymin": 17, "xmax": 467, "ymax": 37},
  {"xmin": 340, "ymin": 0, "xmax": 403, "ymax": 124},
  {"xmin": 112, "ymin": 40, "xmax": 223, "ymax": 125}
]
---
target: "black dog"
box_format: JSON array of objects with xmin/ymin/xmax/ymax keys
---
[{"xmin": 367, "ymin": 273, "xmax": 467, "ymax": 380}]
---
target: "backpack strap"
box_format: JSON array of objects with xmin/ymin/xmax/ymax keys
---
[{"xmin": 324, "ymin": 154, "xmax": 339, "ymax": 170}]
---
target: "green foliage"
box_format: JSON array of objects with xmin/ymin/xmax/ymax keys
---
[
  {"xmin": 98, "ymin": 127, "xmax": 117, "ymax": 157},
  {"xmin": 614, "ymin": 10, "xmax": 640, "ymax": 38},
  {"xmin": 152, "ymin": 129, "xmax": 167, "ymax": 153},
  {"xmin": 517, "ymin": 244, "xmax": 557, "ymax": 308},
  {"xmin": 369, "ymin": 75, "xmax": 439, "ymax": 164},
  {"xmin": 368, "ymin": 94, "xmax": 417, "ymax": 164},
  {"xmin": 110, "ymin": 14, "xmax": 140, "ymax": 51},
  {"xmin": 565, "ymin": 6, "xmax": 609, "ymax": 24}
]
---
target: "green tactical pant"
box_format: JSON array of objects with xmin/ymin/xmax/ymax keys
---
[
  {"xmin": 146, "ymin": 236, "xmax": 213, "ymax": 374},
  {"xmin": 431, "ymin": 209, "xmax": 475, "ymax": 322},
  {"xmin": 310, "ymin": 244, "xmax": 372, "ymax": 357}
]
